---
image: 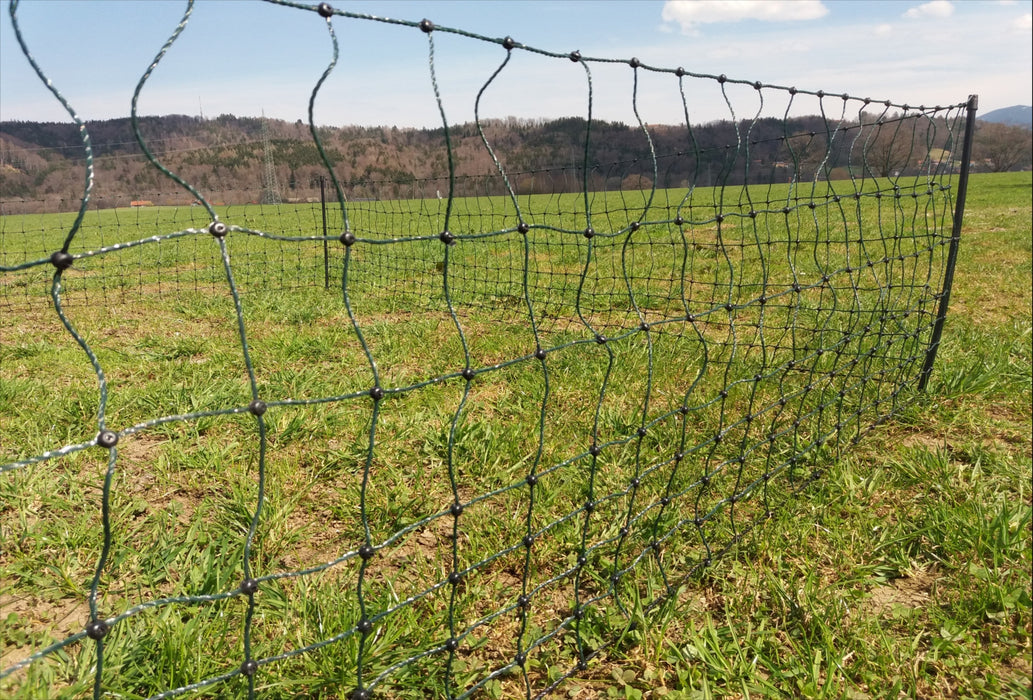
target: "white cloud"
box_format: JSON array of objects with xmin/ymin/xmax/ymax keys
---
[
  {"xmin": 874, "ymin": 23, "xmax": 894, "ymax": 37},
  {"xmin": 903, "ymin": 1, "xmax": 955, "ymax": 19},
  {"xmin": 661, "ymin": 1, "xmax": 828, "ymax": 33},
  {"xmin": 1016, "ymin": 12, "xmax": 1033, "ymax": 30}
]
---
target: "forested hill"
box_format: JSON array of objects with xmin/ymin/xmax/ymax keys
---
[{"xmin": 0, "ymin": 111, "xmax": 1009, "ymax": 211}]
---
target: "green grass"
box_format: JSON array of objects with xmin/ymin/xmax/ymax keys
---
[{"xmin": 1, "ymin": 172, "xmax": 1029, "ymax": 698}]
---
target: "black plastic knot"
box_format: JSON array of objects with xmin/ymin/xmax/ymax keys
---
[
  {"xmin": 439, "ymin": 230, "xmax": 455, "ymax": 245},
  {"xmin": 241, "ymin": 659, "xmax": 258, "ymax": 676},
  {"xmin": 240, "ymin": 578, "xmax": 259, "ymax": 595},
  {"xmin": 450, "ymin": 502, "xmax": 464, "ymax": 517},
  {"xmin": 517, "ymin": 222, "xmax": 530, "ymax": 234},
  {"xmin": 637, "ymin": 427, "xmax": 647, "ymax": 438},
  {"xmin": 522, "ymin": 534, "xmax": 535, "ymax": 548},
  {"xmin": 808, "ymin": 202, "xmax": 817, "ymax": 209},
  {"xmin": 534, "ymin": 348, "xmax": 546, "ymax": 360},
  {"xmin": 526, "ymin": 473, "xmax": 538, "ymax": 487},
  {"xmin": 675, "ymin": 451, "xmax": 684, "ymax": 461},
  {"xmin": 444, "ymin": 638, "xmax": 459, "ymax": 652},
  {"xmin": 50, "ymin": 251, "xmax": 73, "ymax": 270},
  {"xmin": 717, "ymin": 74, "xmax": 727, "ymax": 83},
  {"xmin": 660, "ymin": 497, "xmax": 670, "ymax": 506},
  {"xmin": 419, "ymin": 18, "xmax": 434, "ymax": 33},
  {"xmin": 461, "ymin": 367, "xmax": 475, "ymax": 381},
  {"xmin": 358, "ymin": 544, "xmax": 375, "ymax": 560},
  {"xmin": 630, "ymin": 477, "xmax": 640, "ymax": 488},
  {"xmin": 85, "ymin": 619, "xmax": 109, "ymax": 640},
  {"xmin": 502, "ymin": 36, "xmax": 516, "ymax": 50},
  {"xmin": 357, "ymin": 619, "xmax": 373, "ymax": 634},
  {"xmin": 816, "ymin": 90, "xmax": 825, "ymax": 98},
  {"xmin": 350, "ymin": 689, "xmax": 370, "ymax": 700},
  {"xmin": 340, "ymin": 230, "xmax": 356, "ymax": 246},
  {"xmin": 448, "ymin": 571, "xmax": 463, "ymax": 585},
  {"xmin": 754, "ymin": 81, "xmax": 763, "ymax": 90},
  {"xmin": 595, "ymin": 334, "xmax": 607, "ymax": 345},
  {"xmin": 678, "ymin": 406, "xmax": 689, "ymax": 415},
  {"xmin": 209, "ymin": 221, "xmax": 228, "ymax": 237},
  {"xmin": 572, "ymin": 606, "xmax": 585, "ymax": 620},
  {"xmin": 589, "ymin": 444, "xmax": 601, "ymax": 457},
  {"xmin": 517, "ymin": 594, "xmax": 531, "ymax": 609},
  {"xmin": 714, "ymin": 432, "xmax": 723, "ymax": 444},
  {"xmin": 715, "ymin": 214, "xmax": 724, "ymax": 223},
  {"xmin": 248, "ymin": 400, "xmax": 267, "ymax": 416},
  {"xmin": 369, "ymin": 386, "xmax": 384, "ymax": 401},
  {"xmin": 584, "ymin": 500, "xmax": 595, "ymax": 513},
  {"xmin": 316, "ymin": 2, "xmax": 333, "ymax": 18},
  {"xmin": 675, "ymin": 67, "xmax": 685, "ymax": 77},
  {"xmin": 639, "ymin": 322, "xmax": 649, "ymax": 332},
  {"xmin": 569, "ymin": 50, "xmax": 581, "ymax": 62},
  {"xmin": 719, "ymin": 389, "xmax": 729, "ymax": 399},
  {"xmin": 758, "ymin": 296, "xmax": 767, "ymax": 306},
  {"xmin": 748, "ymin": 210, "xmax": 757, "ymax": 218},
  {"xmin": 628, "ymin": 57, "xmax": 640, "ymax": 68},
  {"xmin": 576, "ymin": 554, "xmax": 587, "ymax": 567},
  {"xmin": 629, "ymin": 221, "xmax": 640, "ymax": 231},
  {"xmin": 96, "ymin": 430, "xmax": 119, "ymax": 448},
  {"xmin": 515, "ymin": 652, "xmax": 527, "ymax": 666},
  {"xmin": 788, "ymin": 86, "xmax": 797, "ymax": 95},
  {"xmin": 619, "ymin": 527, "xmax": 629, "ymax": 537},
  {"xmin": 583, "ymin": 227, "xmax": 594, "ymax": 239},
  {"xmin": 864, "ymin": 97, "xmax": 872, "ymax": 104},
  {"xmin": 674, "ymin": 215, "xmax": 684, "ymax": 225}
]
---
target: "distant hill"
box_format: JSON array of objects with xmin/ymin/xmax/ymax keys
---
[
  {"xmin": 0, "ymin": 112, "xmax": 836, "ymax": 210},
  {"xmin": 979, "ymin": 105, "xmax": 1032, "ymax": 129}
]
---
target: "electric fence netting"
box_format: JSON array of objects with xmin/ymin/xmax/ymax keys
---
[{"xmin": 0, "ymin": 0, "xmax": 976, "ymax": 698}]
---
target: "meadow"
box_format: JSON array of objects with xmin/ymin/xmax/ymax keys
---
[{"xmin": 1, "ymin": 171, "xmax": 1030, "ymax": 699}]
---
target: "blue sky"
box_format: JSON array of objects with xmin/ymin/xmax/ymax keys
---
[{"xmin": 1, "ymin": 0, "xmax": 1030, "ymax": 130}]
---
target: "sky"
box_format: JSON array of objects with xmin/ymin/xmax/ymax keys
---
[{"xmin": 0, "ymin": 0, "xmax": 1031, "ymax": 132}]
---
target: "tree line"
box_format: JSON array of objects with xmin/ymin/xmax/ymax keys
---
[{"xmin": 1, "ymin": 112, "xmax": 1028, "ymax": 213}]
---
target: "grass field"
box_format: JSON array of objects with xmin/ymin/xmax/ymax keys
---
[{"xmin": 1, "ymin": 171, "xmax": 1030, "ymax": 699}]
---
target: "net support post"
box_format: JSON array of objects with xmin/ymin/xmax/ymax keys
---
[
  {"xmin": 918, "ymin": 94, "xmax": 978, "ymax": 392},
  {"xmin": 320, "ymin": 175, "xmax": 330, "ymax": 290}
]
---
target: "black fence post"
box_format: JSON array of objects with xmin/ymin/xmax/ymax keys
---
[
  {"xmin": 918, "ymin": 94, "xmax": 978, "ymax": 392},
  {"xmin": 320, "ymin": 175, "xmax": 330, "ymax": 290}
]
